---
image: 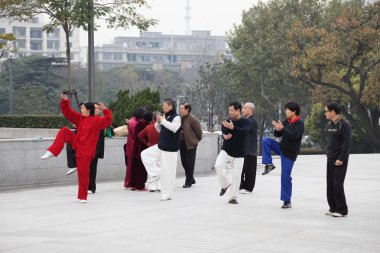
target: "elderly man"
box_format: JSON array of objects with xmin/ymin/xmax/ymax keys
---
[
  {"xmin": 179, "ymin": 103, "xmax": 203, "ymax": 188},
  {"xmin": 141, "ymin": 98, "xmax": 181, "ymax": 201},
  {"xmin": 239, "ymin": 102, "xmax": 258, "ymax": 194},
  {"xmin": 215, "ymin": 102, "xmax": 249, "ymax": 204}
]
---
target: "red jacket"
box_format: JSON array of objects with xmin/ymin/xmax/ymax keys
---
[
  {"xmin": 138, "ymin": 122, "xmax": 160, "ymax": 147},
  {"xmin": 61, "ymin": 98, "xmax": 112, "ymax": 159}
]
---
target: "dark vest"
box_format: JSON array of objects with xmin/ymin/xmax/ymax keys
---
[{"xmin": 158, "ymin": 111, "xmax": 180, "ymax": 152}]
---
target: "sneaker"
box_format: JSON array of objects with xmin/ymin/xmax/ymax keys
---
[
  {"xmin": 160, "ymin": 195, "xmax": 171, "ymax": 201},
  {"xmin": 331, "ymin": 212, "xmax": 345, "ymax": 217},
  {"xmin": 147, "ymin": 176, "xmax": 160, "ymax": 183},
  {"xmin": 66, "ymin": 168, "xmax": 77, "ymax": 175},
  {"xmin": 41, "ymin": 151, "xmax": 54, "ymax": 160},
  {"xmin": 239, "ymin": 189, "xmax": 252, "ymax": 194},
  {"xmin": 262, "ymin": 164, "xmax": 276, "ymax": 175},
  {"xmin": 183, "ymin": 184, "xmax": 191, "ymax": 188},
  {"xmin": 192, "ymin": 178, "xmax": 196, "ymax": 185},
  {"xmin": 228, "ymin": 199, "xmax": 238, "ymax": 204},
  {"xmin": 87, "ymin": 190, "xmax": 95, "ymax": 194},
  {"xmin": 281, "ymin": 201, "xmax": 292, "ymax": 208},
  {"xmin": 219, "ymin": 184, "xmax": 231, "ymax": 196},
  {"xmin": 79, "ymin": 199, "xmax": 87, "ymax": 203}
]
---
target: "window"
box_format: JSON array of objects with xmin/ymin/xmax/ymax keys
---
[
  {"xmin": 30, "ymin": 28, "xmax": 42, "ymax": 39},
  {"xmin": 47, "ymin": 40, "xmax": 59, "ymax": 49},
  {"xmin": 127, "ymin": 53, "xmax": 136, "ymax": 62},
  {"xmin": 0, "ymin": 28, "xmax": 5, "ymax": 34},
  {"xmin": 16, "ymin": 40, "xmax": 26, "ymax": 48},
  {"xmin": 103, "ymin": 52, "xmax": 112, "ymax": 60},
  {"xmin": 13, "ymin": 27, "xmax": 26, "ymax": 37},
  {"xmin": 31, "ymin": 17, "xmax": 39, "ymax": 23},
  {"xmin": 30, "ymin": 41, "xmax": 42, "ymax": 50},
  {"xmin": 113, "ymin": 53, "xmax": 122, "ymax": 61},
  {"xmin": 47, "ymin": 29, "xmax": 60, "ymax": 39}
]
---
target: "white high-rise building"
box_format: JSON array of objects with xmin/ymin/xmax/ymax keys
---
[{"xmin": 0, "ymin": 14, "xmax": 80, "ymax": 62}]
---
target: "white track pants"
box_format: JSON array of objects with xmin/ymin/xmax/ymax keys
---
[
  {"xmin": 215, "ymin": 150, "xmax": 244, "ymax": 200},
  {"xmin": 141, "ymin": 145, "xmax": 178, "ymax": 198}
]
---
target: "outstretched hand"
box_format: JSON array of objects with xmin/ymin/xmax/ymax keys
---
[
  {"xmin": 61, "ymin": 94, "xmax": 68, "ymax": 100},
  {"xmin": 97, "ymin": 102, "xmax": 106, "ymax": 110}
]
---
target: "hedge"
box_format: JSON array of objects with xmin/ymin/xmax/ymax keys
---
[{"xmin": 0, "ymin": 115, "xmax": 71, "ymax": 128}]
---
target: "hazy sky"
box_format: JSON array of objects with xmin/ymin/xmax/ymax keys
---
[{"xmin": 86, "ymin": 0, "xmax": 258, "ymax": 46}]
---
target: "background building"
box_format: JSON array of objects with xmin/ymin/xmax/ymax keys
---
[
  {"xmin": 0, "ymin": 15, "xmax": 80, "ymax": 62},
  {"xmin": 93, "ymin": 30, "xmax": 225, "ymax": 71}
]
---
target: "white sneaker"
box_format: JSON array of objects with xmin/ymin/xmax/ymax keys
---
[
  {"xmin": 79, "ymin": 199, "xmax": 87, "ymax": 203},
  {"xmin": 87, "ymin": 190, "xmax": 94, "ymax": 194},
  {"xmin": 148, "ymin": 176, "xmax": 160, "ymax": 183},
  {"xmin": 331, "ymin": 212, "xmax": 345, "ymax": 217},
  {"xmin": 66, "ymin": 168, "xmax": 77, "ymax": 175},
  {"xmin": 160, "ymin": 195, "xmax": 171, "ymax": 201},
  {"xmin": 240, "ymin": 189, "xmax": 252, "ymax": 194},
  {"xmin": 41, "ymin": 151, "xmax": 54, "ymax": 160}
]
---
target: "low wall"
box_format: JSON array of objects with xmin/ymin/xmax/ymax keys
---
[{"xmin": 0, "ymin": 130, "xmax": 219, "ymax": 188}]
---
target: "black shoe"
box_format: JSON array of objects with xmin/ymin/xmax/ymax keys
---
[
  {"xmin": 281, "ymin": 201, "xmax": 292, "ymax": 209},
  {"xmin": 262, "ymin": 164, "xmax": 276, "ymax": 175},
  {"xmin": 228, "ymin": 199, "xmax": 238, "ymax": 204},
  {"xmin": 192, "ymin": 178, "xmax": 196, "ymax": 185},
  {"xmin": 219, "ymin": 184, "xmax": 231, "ymax": 196},
  {"xmin": 183, "ymin": 184, "xmax": 191, "ymax": 188}
]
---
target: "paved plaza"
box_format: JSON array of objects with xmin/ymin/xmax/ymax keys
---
[{"xmin": 0, "ymin": 154, "xmax": 379, "ymax": 253}]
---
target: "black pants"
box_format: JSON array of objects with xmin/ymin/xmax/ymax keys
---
[
  {"xmin": 179, "ymin": 141, "xmax": 197, "ymax": 186},
  {"xmin": 327, "ymin": 159, "xmax": 348, "ymax": 215},
  {"xmin": 88, "ymin": 157, "xmax": 99, "ymax": 193},
  {"xmin": 240, "ymin": 155, "xmax": 257, "ymax": 192}
]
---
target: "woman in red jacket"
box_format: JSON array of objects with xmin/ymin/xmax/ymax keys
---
[{"xmin": 41, "ymin": 94, "xmax": 112, "ymax": 203}]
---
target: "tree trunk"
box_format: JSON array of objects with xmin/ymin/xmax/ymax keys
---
[{"xmin": 64, "ymin": 28, "xmax": 72, "ymax": 96}]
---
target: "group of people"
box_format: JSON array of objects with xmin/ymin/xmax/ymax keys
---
[
  {"xmin": 123, "ymin": 99, "xmax": 203, "ymax": 201},
  {"xmin": 40, "ymin": 95, "xmax": 351, "ymax": 218},
  {"xmin": 215, "ymin": 100, "xmax": 351, "ymax": 218}
]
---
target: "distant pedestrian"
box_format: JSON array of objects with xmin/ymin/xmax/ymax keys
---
[
  {"xmin": 215, "ymin": 102, "xmax": 249, "ymax": 204},
  {"xmin": 141, "ymin": 99, "xmax": 181, "ymax": 201},
  {"xmin": 239, "ymin": 102, "xmax": 258, "ymax": 194},
  {"xmin": 179, "ymin": 103, "xmax": 203, "ymax": 188},
  {"xmin": 324, "ymin": 102, "xmax": 351, "ymax": 217},
  {"xmin": 261, "ymin": 101, "xmax": 304, "ymax": 209}
]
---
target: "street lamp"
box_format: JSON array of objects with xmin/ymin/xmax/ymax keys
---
[{"xmin": 9, "ymin": 54, "xmax": 14, "ymax": 114}]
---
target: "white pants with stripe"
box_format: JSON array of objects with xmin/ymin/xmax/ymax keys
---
[{"xmin": 215, "ymin": 150, "xmax": 244, "ymax": 200}]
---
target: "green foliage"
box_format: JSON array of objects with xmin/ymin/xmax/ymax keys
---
[
  {"xmin": 109, "ymin": 88, "xmax": 160, "ymax": 127},
  {"xmin": 0, "ymin": 115, "xmax": 70, "ymax": 128},
  {"xmin": 305, "ymin": 103, "xmax": 327, "ymax": 149}
]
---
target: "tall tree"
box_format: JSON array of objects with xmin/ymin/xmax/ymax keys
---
[
  {"xmin": 0, "ymin": 0, "xmax": 157, "ymax": 94},
  {"xmin": 289, "ymin": 0, "xmax": 380, "ymax": 151}
]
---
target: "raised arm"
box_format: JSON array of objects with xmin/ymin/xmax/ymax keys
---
[
  {"xmin": 138, "ymin": 127, "xmax": 149, "ymax": 146},
  {"xmin": 60, "ymin": 95, "xmax": 81, "ymax": 126},
  {"xmin": 161, "ymin": 116, "xmax": 181, "ymax": 133}
]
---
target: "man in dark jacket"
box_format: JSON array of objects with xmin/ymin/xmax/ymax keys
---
[
  {"xmin": 179, "ymin": 103, "xmax": 203, "ymax": 188},
  {"xmin": 215, "ymin": 102, "xmax": 249, "ymax": 204},
  {"xmin": 262, "ymin": 101, "xmax": 304, "ymax": 208},
  {"xmin": 324, "ymin": 102, "xmax": 351, "ymax": 217},
  {"xmin": 240, "ymin": 102, "xmax": 258, "ymax": 194},
  {"xmin": 141, "ymin": 98, "xmax": 181, "ymax": 201}
]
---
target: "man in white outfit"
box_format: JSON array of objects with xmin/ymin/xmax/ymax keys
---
[
  {"xmin": 141, "ymin": 98, "xmax": 181, "ymax": 201},
  {"xmin": 215, "ymin": 102, "xmax": 249, "ymax": 204}
]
